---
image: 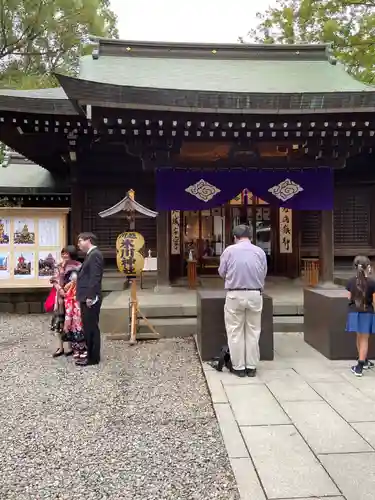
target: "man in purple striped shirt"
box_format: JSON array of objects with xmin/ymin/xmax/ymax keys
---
[{"xmin": 218, "ymin": 225, "xmax": 267, "ymax": 377}]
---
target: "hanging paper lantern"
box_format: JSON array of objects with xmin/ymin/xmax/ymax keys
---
[{"xmin": 116, "ymin": 231, "xmax": 145, "ymax": 276}]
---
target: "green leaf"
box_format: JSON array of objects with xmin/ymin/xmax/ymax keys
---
[
  {"xmin": 0, "ymin": 0, "xmax": 119, "ymax": 89},
  {"xmin": 247, "ymin": 0, "xmax": 375, "ymax": 83}
]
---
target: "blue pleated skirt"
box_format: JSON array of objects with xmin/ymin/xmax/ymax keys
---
[{"xmin": 346, "ymin": 312, "xmax": 375, "ymax": 334}]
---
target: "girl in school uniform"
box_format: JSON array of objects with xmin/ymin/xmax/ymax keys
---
[{"xmin": 346, "ymin": 255, "xmax": 375, "ymax": 377}]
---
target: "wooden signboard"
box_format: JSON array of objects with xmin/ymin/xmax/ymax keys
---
[
  {"xmin": 171, "ymin": 210, "xmax": 181, "ymax": 255},
  {"xmin": 279, "ymin": 207, "xmax": 293, "ymax": 254},
  {"xmin": 0, "ymin": 207, "xmax": 69, "ymax": 288}
]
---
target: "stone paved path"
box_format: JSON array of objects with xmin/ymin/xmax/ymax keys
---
[
  {"xmin": 203, "ymin": 332, "xmax": 375, "ymax": 500},
  {"xmin": 0, "ymin": 315, "xmax": 239, "ymax": 500}
]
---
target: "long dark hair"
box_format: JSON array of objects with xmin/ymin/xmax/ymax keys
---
[{"xmin": 353, "ymin": 255, "xmax": 371, "ymax": 311}]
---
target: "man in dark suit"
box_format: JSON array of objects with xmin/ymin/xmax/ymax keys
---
[{"xmin": 76, "ymin": 232, "xmax": 104, "ymax": 366}]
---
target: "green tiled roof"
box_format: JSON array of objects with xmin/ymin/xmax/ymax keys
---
[
  {"xmin": 0, "ymin": 152, "xmax": 68, "ymax": 193},
  {"xmin": 0, "ymin": 88, "xmax": 67, "ymax": 99},
  {"xmin": 0, "ymin": 86, "xmax": 77, "ymax": 114},
  {"xmin": 78, "ymin": 44, "xmax": 373, "ymax": 94}
]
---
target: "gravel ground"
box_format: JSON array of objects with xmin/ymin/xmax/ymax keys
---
[{"xmin": 0, "ymin": 315, "xmax": 239, "ymax": 500}]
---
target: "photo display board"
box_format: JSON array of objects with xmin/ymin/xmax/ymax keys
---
[{"xmin": 0, "ymin": 208, "xmax": 69, "ymax": 288}]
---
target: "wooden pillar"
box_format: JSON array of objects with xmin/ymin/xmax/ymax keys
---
[
  {"xmin": 319, "ymin": 210, "xmax": 335, "ymax": 286},
  {"xmin": 224, "ymin": 204, "xmax": 231, "ymax": 248},
  {"xmin": 155, "ymin": 210, "xmax": 171, "ymax": 291},
  {"xmin": 69, "ymin": 164, "xmax": 83, "ymax": 244}
]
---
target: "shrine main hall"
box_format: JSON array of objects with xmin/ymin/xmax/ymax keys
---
[{"xmin": 1, "ymin": 36, "xmax": 375, "ymax": 287}]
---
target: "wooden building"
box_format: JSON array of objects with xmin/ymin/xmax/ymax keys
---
[{"xmin": 0, "ymin": 37, "xmax": 375, "ymax": 287}]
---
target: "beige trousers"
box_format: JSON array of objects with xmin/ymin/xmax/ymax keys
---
[{"xmin": 224, "ymin": 290, "xmax": 263, "ymax": 371}]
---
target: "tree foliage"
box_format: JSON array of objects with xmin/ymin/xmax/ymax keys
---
[
  {"xmin": 0, "ymin": 0, "xmax": 118, "ymax": 89},
  {"xmin": 243, "ymin": 0, "xmax": 375, "ymax": 83}
]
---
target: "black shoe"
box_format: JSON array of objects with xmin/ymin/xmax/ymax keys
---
[
  {"xmin": 246, "ymin": 368, "xmax": 257, "ymax": 377},
  {"xmin": 364, "ymin": 359, "xmax": 374, "ymax": 370},
  {"xmin": 75, "ymin": 359, "xmax": 88, "ymax": 367},
  {"xmin": 351, "ymin": 363, "xmax": 364, "ymax": 377},
  {"xmin": 232, "ymin": 369, "xmax": 246, "ymax": 378},
  {"xmin": 75, "ymin": 359, "xmax": 99, "ymax": 367},
  {"xmin": 52, "ymin": 349, "xmax": 64, "ymax": 358}
]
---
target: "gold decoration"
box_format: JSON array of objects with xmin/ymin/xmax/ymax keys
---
[
  {"xmin": 116, "ymin": 231, "xmax": 145, "ymax": 275},
  {"xmin": 279, "ymin": 208, "xmax": 292, "ymax": 254},
  {"xmin": 230, "ymin": 190, "xmax": 254, "ymax": 205},
  {"xmin": 0, "ymin": 196, "xmax": 22, "ymax": 208}
]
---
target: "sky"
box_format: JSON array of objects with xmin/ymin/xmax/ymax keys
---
[{"xmin": 109, "ymin": 0, "xmax": 275, "ymax": 43}]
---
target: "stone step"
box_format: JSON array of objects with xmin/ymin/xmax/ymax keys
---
[
  {"xmin": 100, "ymin": 304, "xmax": 197, "ymax": 335},
  {"xmin": 107, "ymin": 332, "xmax": 160, "ymax": 341},
  {"xmin": 273, "ymin": 304, "xmax": 303, "ymax": 315},
  {"xmin": 273, "ymin": 316, "xmax": 303, "ymax": 333},
  {"xmin": 106, "ymin": 317, "xmax": 197, "ymax": 340},
  {"xmin": 334, "ymin": 276, "xmax": 347, "ymax": 287},
  {"xmin": 102, "ymin": 279, "xmax": 125, "ymax": 292},
  {"xmin": 105, "ymin": 315, "xmax": 304, "ymax": 340},
  {"xmin": 101, "ymin": 300, "xmax": 302, "ymax": 318},
  {"xmin": 139, "ymin": 317, "xmax": 197, "ymax": 338}
]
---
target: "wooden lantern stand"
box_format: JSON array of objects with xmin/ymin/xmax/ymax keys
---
[
  {"xmin": 98, "ymin": 189, "xmax": 160, "ymax": 345},
  {"xmin": 128, "ymin": 277, "xmax": 159, "ymax": 345}
]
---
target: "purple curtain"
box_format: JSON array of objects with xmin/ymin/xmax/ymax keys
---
[{"xmin": 156, "ymin": 168, "xmax": 333, "ymax": 210}]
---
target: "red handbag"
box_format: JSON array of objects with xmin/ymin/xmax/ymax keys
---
[{"xmin": 44, "ymin": 287, "xmax": 57, "ymax": 313}]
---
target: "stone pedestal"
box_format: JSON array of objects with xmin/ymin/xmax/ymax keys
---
[
  {"xmin": 153, "ymin": 285, "xmax": 173, "ymax": 294},
  {"xmin": 304, "ymin": 288, "xmax": 375, "ymax": 360},
  {"xmin": 0, "ymin": 288, "xmax": 50, "ymax": 314},
  {"xmin": 196, "ymin": 290, "xmax": 274, "ymax": 362}
]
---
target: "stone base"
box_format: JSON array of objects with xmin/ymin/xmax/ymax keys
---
[
  {"xmin": 100, "ymin": 290, "xmax": 198, "ymax": 337},
  {"xmin": 304, "ymin": 288, "xmax": 375, "ymax": 360},
  {"xmin": 153, "ymin": 284, "xmax": 174, "ymax": 294},
  {"xmin": 0, "ymin": 288, "xmax": 49, "ymax": 314},
  {"xmin": 196, "ymin": 290, "xmax": 274, "ymax": 362},
  {"xmin": 315, "ymin": 281, "xmax": 340, "ymax": 289}
]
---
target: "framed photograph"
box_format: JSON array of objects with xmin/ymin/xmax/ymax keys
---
[
  {"xmin": 38, "ymin": 218, "xmax": 60, "ymax": 247},
  {"xmin": 0, "ymin": 253, "xmax": 10, "ymax": 279},
  {"xmin": 38, "ymin": 251, "xmax": 58, "ymax": 278},
  {"xmin": 13, "ymin": 219, "xmax": 35, "ymax": 245},
  {"xmin": 0, "ymin": 218, "xmax": 10, "ymax": 245},
  {"xmin": 14, "ymin": 252, "xmax": 35, "ymax": 278}
]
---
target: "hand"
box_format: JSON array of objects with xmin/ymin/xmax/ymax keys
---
[{"xmin": 86, "ymin": 298, "xmax": 93, "ymax": 308}]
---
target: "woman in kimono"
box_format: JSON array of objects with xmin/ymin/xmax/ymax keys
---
[{"xmin": 50, "ymin": 246, "xmax": 85, "ymax": 359}]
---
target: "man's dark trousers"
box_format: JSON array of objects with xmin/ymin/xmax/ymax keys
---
[{"xmin": 81, "ymin": 301, "xmax": 101, "ymax": 364}]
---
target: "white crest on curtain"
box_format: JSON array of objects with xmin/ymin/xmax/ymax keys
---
[
  {"xmin": 268, "ymin": 178, "xmax": 303, "ymax": 202},
  {"xmin": 185, "ymin": 179, "xmax": 221, "ymax": 202}
]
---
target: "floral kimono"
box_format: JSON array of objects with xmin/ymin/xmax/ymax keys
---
[
  {"xmin": 50, "ymin": 260, "xmax": 86, "ymax": 359},
  {"xmin": 50, "ymin": 262, "xmax": 66, "ymax": 334},
  {"xmin": 63, "ymin": 270, "xmax": 86, "ymax": 359}
]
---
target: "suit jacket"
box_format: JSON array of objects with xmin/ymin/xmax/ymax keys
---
[{"xmin": 76, "ymin": 247, "xmax": 104, "ymax": 303}]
